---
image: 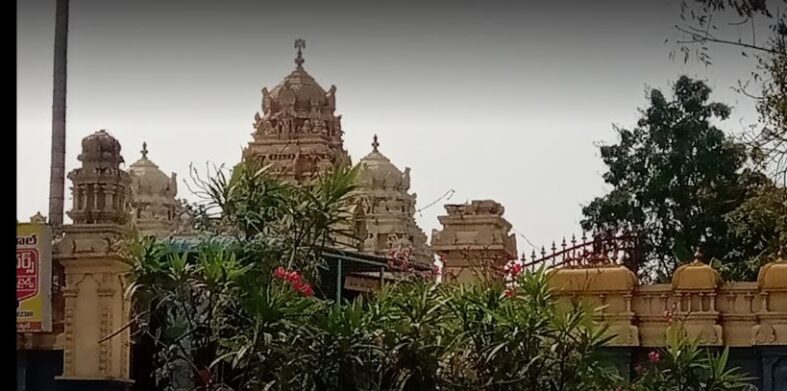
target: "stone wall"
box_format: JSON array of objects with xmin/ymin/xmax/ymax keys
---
[{"xmin": 548, "ymin": 255, "xmax": 787, "ymax": 389}]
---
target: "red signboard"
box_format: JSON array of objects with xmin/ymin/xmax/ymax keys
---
[{"xmin": 17, "ymin": 248, "xmax": 40, "ymax": 301}]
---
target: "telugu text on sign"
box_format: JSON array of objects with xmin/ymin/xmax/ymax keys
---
[{"xmin": 16, "ymin": 223, "xmax": 52, "ymax": 332}]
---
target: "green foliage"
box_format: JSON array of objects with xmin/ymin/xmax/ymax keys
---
[
  {"xmin": 675, "ymin": 0, "xmax": 787, "ymax": 181},
  {"xmin": 186, "ymin": 160, "xmax": 359, "ymax": 284},
  {"xmin": 131, "ymin": 236, "xmax": 628, "ymax": 391},
  {"xmin": 131, "ymin": 156, "xmax": 756, "ymax": 390},
  {"xmin": 628, "ymin": 327, "xmax": 754, "ymax": 390},
  {"xmin": 438, "ymin": 269, "xmax": 620, "ymax": 391},
  {"xmin": 724, "ymin": 184, "xmax": 787, "ymax": 278},
  {"xmin": 582, "ymin": 76, "xmax": 777, "ymax": 281}
]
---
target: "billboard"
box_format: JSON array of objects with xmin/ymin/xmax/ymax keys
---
[{"xmin": 17, "ymin": 223, "xmax": 53, "ymax": 332}]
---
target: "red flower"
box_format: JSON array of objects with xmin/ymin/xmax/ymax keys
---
[
  {"xmin": 648, "ymin": 350, "xmax": 661, "ymax": 363},
  {"xmin": 509, "ymin": 263, "xmax": 523, "ymax": 277},
  {"xmin": 504, "ymin": 288, "xmax": 516, "ymax": 298},
  {"xmin": 301, "ymin": 285, "xmax": 314, "ymax": 297},
  {"xmin": 273, "ymin": 267, "xmax": 313, "ymax": 297},
  {"xmin": 273, "ymin": 267, "xmax": 288, "ymax": 279}
]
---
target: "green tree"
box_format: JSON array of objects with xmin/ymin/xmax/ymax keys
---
[
  {"xmin": 581, "ymin": 76, "xmax": 771, "ymax": 281},
  {"xmin": 724, "ymin": 183, "xmax": 787, "ymax": 276},
  {"xmin": 673, "ymin": 0, "xmax": 787, "ymax": 181}
]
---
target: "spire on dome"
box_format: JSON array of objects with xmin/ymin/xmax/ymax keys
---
[
  {"xmin": 141, "ymin": 142, "xmax": 149, "ymax": 159},
  {"xmin": 295, "ymin": 38, "xmax": 306, "ymax": 68},
  {"xmin": 372, "ymin": 134, "xmax": 380, "ymax": 152}
]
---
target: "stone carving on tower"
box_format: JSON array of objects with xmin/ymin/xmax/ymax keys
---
[
  {"xmin": 350, "ymin": 135, "xmax": 433, "ymax": 267},
  {"xmin": 65, "ymin": 130, "xmax": 132, "ymax": 226},
  {"xmin": 431, "ymin": 200, "xmax": 517, "ymax": 284},
  {"xmin": 128, "ymin": 142, "xmax": 185, "ymax": 238},
  {"xmin": 243, "ymin": 39, "xmax": 350, "ymax": 182}
]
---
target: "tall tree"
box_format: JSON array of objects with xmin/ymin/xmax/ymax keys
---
[
  {"xmin": 48, "ymin": 0, "xmax": 69, "ymax": 226},
  {"xmin": 581, "ymin": 76, "xmax": 770, "ymax": 281},
  {"xmin": 672, "ymin": 0, "xmax": 787, "ymax": 274},
  {"xmin": 673, "ymin": 0, "xmax": 787, "ymax": 181}
]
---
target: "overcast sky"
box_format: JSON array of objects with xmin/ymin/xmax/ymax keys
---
[{"xmin": 17, "ymin": 0, "xmax": 767, "ymax": 256}]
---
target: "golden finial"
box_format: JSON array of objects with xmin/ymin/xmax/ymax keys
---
[
  {"xmin": 141, "ymin": 142, "xmax": 149, "ymax": 159},
  {"xmin": 294, "ymin": 38, "xmax": 306, "ymax": 68},
  {"xmin": 372, "ymin": 134, "xmax": 380, "ymax": 152}
]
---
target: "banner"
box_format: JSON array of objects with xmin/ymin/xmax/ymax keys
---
[{"xmin": 17, "ymin": 223, "xmax": 53, "ymax": 332}]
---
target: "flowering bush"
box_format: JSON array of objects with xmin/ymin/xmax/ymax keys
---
[
  {"xmin": 127, "ymin": 160, "xmax": 755, "ymax": 391},
  {"xmin": 273, "ymin": 267, "xmax": 314, "ymax": 296},
  {"xmin": 624, "ymin": 315, "xmax": 754, "ymax": 391}
]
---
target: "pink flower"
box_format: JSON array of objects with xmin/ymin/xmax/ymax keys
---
[
  {"xmin": 634, "ymin": 364, "xmax": 644, "ymax": 374},
  {"xmin": 273, "ymin": 267, "xmax": 288, "ymax": 279},
  {"xmin": 272, "ymin": 267, "xmax": 313, "ymax": 297},
  {"xmin": 648, "ymin": 351, "xmax": 661, "ymax": 363},
  {"xmin": 509, "ymin": 263, "xmax": 523, "ymax": 277}
]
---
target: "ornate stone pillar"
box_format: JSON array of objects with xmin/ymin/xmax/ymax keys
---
[
  {"xmin": 55, "ymin": 130, "xmax": 134, "ymax": 391},
  {"xmin": 430, "ymin": 200, "xmax": 517, "ymax": 284}
]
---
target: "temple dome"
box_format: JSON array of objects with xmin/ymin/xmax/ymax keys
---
[
  {"xmin": 757, "ymin": 250, "xmax": 787, "ymax": 290},
  {"xmin": 260, "ymin": 40, "xmax": 338, "ymax": 119},
  {"xmin": 269, "ymin": 68, "xmax": 329, "ymax": 108},
  {"xmin": 672, "ymin": 250, "xmax": 721, "ymax": 290},
  {"xmin": 356, "ymin": 135, "xmax": 410, "ymax": 190},
  {"xmin": 349, "ymin": 135, "xmax": 432, "ymax": 267},
  {"xmin": 128, "ymin": 143, "xmax": 177, "ymax": 202},
  {"xmin": 549, "ymin": 265, "xmax": 638, "ymax": 292},
  {"xmin": 78, "ymin": 129, "xmax": 123, "ymax": 169}
]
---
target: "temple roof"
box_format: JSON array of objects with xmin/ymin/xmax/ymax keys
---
[
  {"xmin": 78, "ymin": 129, "xmax": 124, "ymax": 169},
  {"xmin": 259, "ymin": 39, "xmax": 338, "ymax": 119},
  {"xmin": 268, "ymin": 67, "xmax": 329, "ymax": 107},
  {"xmin": 356, "ymin": 135, "xmax": 410, "ymax": 191},
  {"xmin": 128, "ymin": 142, "xmax": 177, "ymax": 204}
]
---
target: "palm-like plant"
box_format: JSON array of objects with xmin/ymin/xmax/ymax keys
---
[
  {"xmin": 629, "ymin": 325, "xmax": 755, "ymax": 390},
  {"xmin": 439, "ymin": 267, "xmax": 620, "ymax": 391}
]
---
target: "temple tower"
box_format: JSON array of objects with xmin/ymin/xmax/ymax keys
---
[
  {"xmin": 352, "ymin": 135, "xmax": 432, "ymax": 267},
  {"xmin": 128, "ymin": 142, "xmax": 181, "ymax": 238},
  {"xmin": 54, "ymin": 129, "xmax": 134, "ymax": 390},
  {"xmin": 243, "ymin": 39, "xmax": 350, "ymax": 182},
  {"xmin": 430, "ymin": 200, "xmax": 517, "ymax": 283}
]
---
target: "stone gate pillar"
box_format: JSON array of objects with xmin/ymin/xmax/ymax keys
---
[
  {"xmin": 430, "ymin": 200, "xmax": 517, "ymax": 284},
  {"xmin": 54, "ymin": 130, "xmax": 134, "ymax": 391}
]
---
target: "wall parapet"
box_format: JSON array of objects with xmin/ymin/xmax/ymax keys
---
[{"xmin": 548, "ymin": 252, "xmax": 787, "ymax": 348}]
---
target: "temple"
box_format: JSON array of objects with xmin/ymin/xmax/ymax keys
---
[{"xmin": 15, "ymin": 40, "xmax": 787, "ymax": 391}]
